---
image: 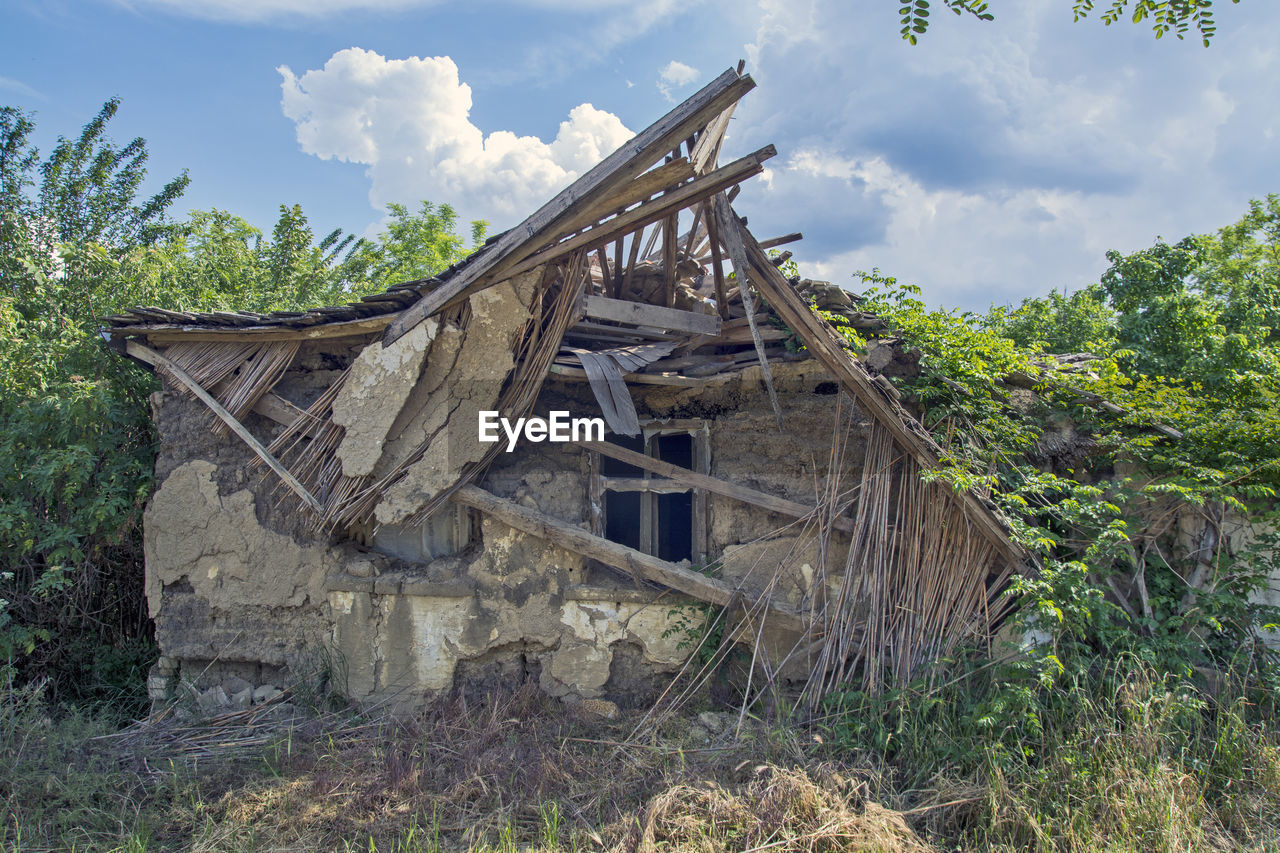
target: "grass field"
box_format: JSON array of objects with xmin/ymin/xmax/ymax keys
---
[{"xmin": 3, "ymin": 672, "xmax": 1279, "ymax": 852}]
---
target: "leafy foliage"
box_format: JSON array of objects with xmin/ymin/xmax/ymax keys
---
[
  {"xmin": 819, "ymin": 204, "xmax": 1280, "ymax": 845},
  {"xmin": 0, "ymin": 101, "xmax": 481, "ymax": 709},
  {"xmin": 847, "ymin": 196, "xmax": 1280, "ymax": 696},
  {"xmin": 356, "ymin": 201, "xmax": 487, "ymax": 291},
  {"xmin": 0, "ymin": 102, "xmax": 190, "ymax": 711},
  {"xmin": 900, "ymin": 0, "xmax": 1241, "ymax": 46}
]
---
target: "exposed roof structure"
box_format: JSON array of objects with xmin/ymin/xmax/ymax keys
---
[{"xmin": 109, "ymin": 67, "xmax": 1028, "ymax": 697}]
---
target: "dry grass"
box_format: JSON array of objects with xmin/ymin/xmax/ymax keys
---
[
  {"xmin": 10, "ymin": 673, "xmax": 1278, "ymax": 852},
  {"xmin": 1, "ymin": 684, "xmax": 937, "ymax": 852},
  {"xmin": 629, "ymin": 764, "xmax": 933, "ymax": 853}
]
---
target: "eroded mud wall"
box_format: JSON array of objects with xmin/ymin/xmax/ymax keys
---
[{"xmin": 145, "ymin": 343, "xmax": 868, "ymax": 708}]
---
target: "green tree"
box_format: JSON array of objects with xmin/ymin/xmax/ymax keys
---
[
  {"xmin": 126, "ymin": 205, "xmax": 374, "ymax": 313},
  {"xmin": 1, "ymin": 99, "xmax": 487, "ymax": 709},
  {"xmin": 357, "ymin": 200, "xmax": 487, "ymax": 290},
  {"xmin": 900, "ymin": 0, "xmax": 1241, "ymax": 46},
  {"xmin": 0, "ymin": 101, "xmax": 188, "ymax": 708},
  {"xmin": 843, "ymin": 198, "xmax": 1280, "ymax": 684}
]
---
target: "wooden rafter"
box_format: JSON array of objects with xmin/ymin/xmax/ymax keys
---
[
  {"xmin": 712, "ymin": 192, "xmax": 783, "ymax": 428},
  {"xmin": 383, "ymin": 67, "xmax": 756, "ymax": 345},
  {"xmin": 502, "ymin": 145, "xmax": 776, "ymax": 280},
  {"xmin": 127, "ymin": 341, "xmax": 321, "ymax": 513}
]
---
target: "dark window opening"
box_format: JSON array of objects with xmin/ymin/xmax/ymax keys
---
[
  {"xmin": 654, "ymin": 432, "xmax": 692, "ymax": 468},
  {"xmin": 654, "ymin": 491, "xmax": 693, "ymax": 562},
  {"xmin": 604, "ymin": 490, "xmax": 642, "ymax": 551},
  {"xmin": 596, "ymin": 426, "xmax": 706, "ymax": 565}
]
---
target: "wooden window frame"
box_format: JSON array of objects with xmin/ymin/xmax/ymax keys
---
[{"xmin": 588, "ymin": 418, "xmax": 709, "ymax": 565}]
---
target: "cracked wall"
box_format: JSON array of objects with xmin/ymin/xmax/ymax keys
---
[{"xmin": 143, "ymin": 322, "xmax": 870, "ymax": 708}]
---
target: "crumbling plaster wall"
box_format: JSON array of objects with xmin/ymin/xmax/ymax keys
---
[
  {"xmin": 145, "ymin": 358, "xmax": 701, "ymax": 707},
  {"xmin": 144, "ymin": 327, "xmax": 870, "ymax": 708},
  {"xmin": 629, "ymin": 361, "xmax": 863, "ymax": 608}
]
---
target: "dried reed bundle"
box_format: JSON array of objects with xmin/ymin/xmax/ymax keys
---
[
  {"xmin": 162, "ymin": 339, "xmax": 300, "ymax": 435},
  {"xmin": 802, "ymin": 420, "xmax": 1015, "ymax": 705}
]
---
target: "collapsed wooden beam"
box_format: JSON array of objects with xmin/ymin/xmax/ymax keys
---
[
  {"xmin": 121, "ymin": 314, "xmax": 394, "ymax": 343},
  {"xmin": 690, "ymin": 101, "xmax": 738, "ymax": 174},
  {"xmin": 452, "ymin": 484, "xmax": 808, "ymax": 634},
  {"xmin": 383, "ymin": 68, "xmax": 756, "ymax": 345},
  {"xmin": 582, "ymin": 294, "xmax": 722, "ymax": 335},
  {"xmin": 731, "ymin": 217, "xmax": 1029, "ymax": 569},
  {"xmin": 582, "ymin": 440, "xmax": 855, "ymax": 535},
  {"xmin": 126, "ymin": 341, "xmax": 322, "ymax": 513},
  {"xmin": 568, "ymin": 157, "xmax": 697, "ymax": 233},
  {"xmin": 712, "ymin": 193, "xmax": 783, "ymax": 429},
  {"xmin": 504, "ymin": 145, "xmax": 777, "ymax": 279},
  {"xmin": 757, "ymin": 232, "xmax": 804, "ymax": 250}
]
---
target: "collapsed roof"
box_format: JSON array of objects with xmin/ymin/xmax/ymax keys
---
[{"xmin": 108, "ymin": 67, "xmax": 1027, "ymax": 697}]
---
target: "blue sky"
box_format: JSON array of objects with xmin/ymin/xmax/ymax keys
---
[{"xmin": 2, "ymin": 0, "xmax": 1276, "ymax": 310}]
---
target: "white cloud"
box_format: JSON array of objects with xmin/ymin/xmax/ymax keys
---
[
  {"xmin": 119, "ymin": 0, "xmax": 635, "ymax": 23},
  {"xmin": 771, "ymin": 149, "xmax": 1113, "ymax": 308},
  {"xmin": 730, "ymin": 0, "xmax": 1280, "ymax": 309},
  {"xmin": 657, "ymin": 60, "xmax": 700, "ymax": 100},
  {"xmin": 278, "ymin": 49, "xmax": 634, "ymax": 230}
]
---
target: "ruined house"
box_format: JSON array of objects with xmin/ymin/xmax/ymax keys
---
[{"xmin": 107, "ymin": 68, "xmax": 1027, "ymax": 712}]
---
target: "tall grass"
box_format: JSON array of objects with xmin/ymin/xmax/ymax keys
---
[{"xmin": 821, "ymin": 654, "xmax": 1280, "ymax": 851}]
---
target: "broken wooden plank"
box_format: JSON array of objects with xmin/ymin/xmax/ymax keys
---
[
  {"xmin": 613, "ymin": 236, "xmax": 624, "ymax": 297},
  {"xmin": 690, "ymin": 101, "xmax": 738, "ymax": 174},
  {"xmin": 122, "ymin": 314, "xmax": 394, "ymax": 343},
  {"xmin": 644, "ymin": 352, "xmax": 734, "ymax": 372},
  {"xmin": 622, "ymin": 225, "xmax": 644, "ymax": 300},
  {"xmin": 563, "ymin": 321, "xmax": 684, "ymax": 343},
  {"xmin": 758, "ymin": 232, "xmax": 804, "ymax": 250},
  {"xmin": 582, "ymin": 440, "xmax": 855, "ymax": 534},
  {"xmin": 706, "ymin": 205, "xmax": 730, "ymax": 320},
  {"xmin": 126, "ymin": 341, "xmax": 321, "ymax": 513},
  {"xmin": 662, "ymin": 213, "xmax": 678, "ymax": 308},
  {"xmin": 383, "ymin": 69, "xmax": 756, "ymax": 345},
  {"xmin": 575, "ymin": 350, "xmax": 641, "ymax": 436},
  {"xmin": 712, "ymin": 192, "xmax": 783, "ymax": 429},
  {"xmin": 452, "ymin": 483, "xmax": 808, "ymax": 633},
  {"xmin": 568, "ymin": 157, "xmax": 697, "ymax": 232},
  {"xmin": 583, "ymin": 294, "xmax": 722, "ymax": 335},
  {"xmin": 504, "ymin": 146, "xmax": 777, "ymax": 281},
  {"xmin": 695, "ymin": 325, "xmax": 789, "ymax": 346},
  {"xmin": 250, "ymin": 390, "xmax": 309, "ymax": 431}
]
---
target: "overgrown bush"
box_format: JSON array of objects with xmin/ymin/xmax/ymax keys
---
[{"xmin": 812, "ymin": 196, "xmax": 1280, "ymax": 849}]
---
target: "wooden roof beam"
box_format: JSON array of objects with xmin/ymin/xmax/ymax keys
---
[
  {"xmin": 383, "ymin": 67, "xmax": 756, "ymax": 345},
  {"xmin": 503, "ymin": 145, "xmax": 775, "ymax": 279}
]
